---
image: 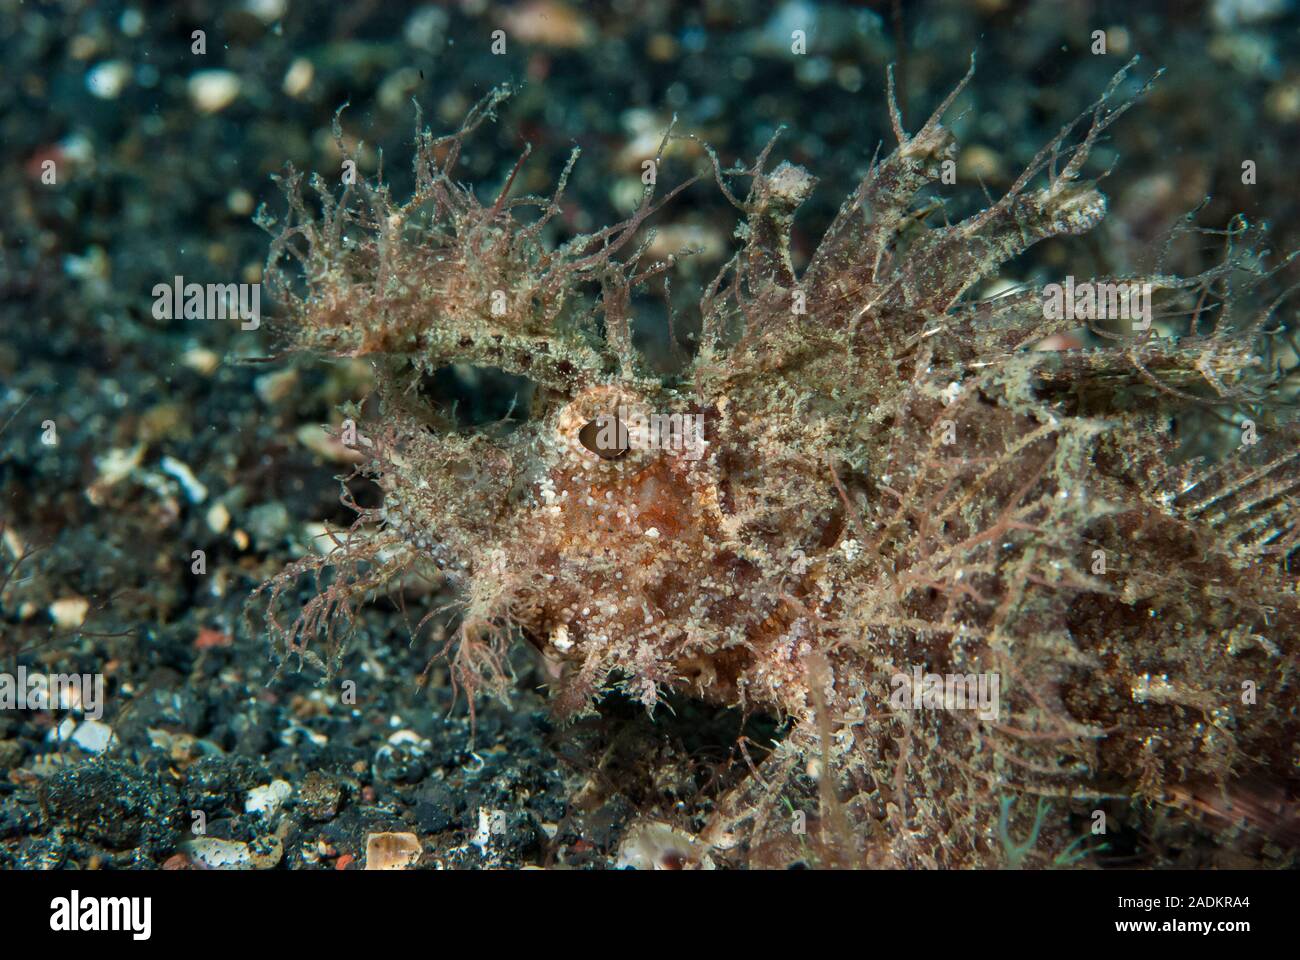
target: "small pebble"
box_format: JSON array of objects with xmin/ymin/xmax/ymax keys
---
[
  {"xmin": 283, "ymin": 58, "xmax": 314, "ymax": 98},
  {"xmin": 245, "ymin": 779, "xmax": 293, "ymax": 818},
  {"xmin": 85, "ymin": 61, "xmax": 130, "ymax": 99},
  {"xmin": 184, "ymin": 836, "xmax": 252, "ymax": 869},
  {"xmin": 364, "ymin": 832, "xmax": 422, "ymax": 870},
  {"xmin": 188, "ymin": 70, "xmax": 242, "ymax": 113},
  {"xmin": 49, "ymin": 596, "xmax": 90, "ymax": 629},
  {"xmin": 206, "ymin": 501, "xmax": 231, "ymax": 534}
]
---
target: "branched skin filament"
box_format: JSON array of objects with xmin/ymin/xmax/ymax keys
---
[{"xmin": 253, "ymin": 62, "xmax": 1299, "ymax": 867}]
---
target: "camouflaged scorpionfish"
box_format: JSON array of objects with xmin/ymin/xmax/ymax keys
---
[{"xmin": 254, "ymin": 62, "xmax": 1300, "ymax": 868}]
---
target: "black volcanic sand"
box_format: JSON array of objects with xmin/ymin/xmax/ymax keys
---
[{"xmin": 1, "ymin": 0, "xmax": 1296, "ymax": 868}]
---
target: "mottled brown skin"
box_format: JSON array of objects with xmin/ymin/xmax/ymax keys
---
[{"xmin": 255, "ymin": 65, "xmax": 1299, "ymax": 867}]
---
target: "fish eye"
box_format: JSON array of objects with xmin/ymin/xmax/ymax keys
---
[{"xmin": 578, "ymin": 416, "xmax": 629, "ymax": 460}]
